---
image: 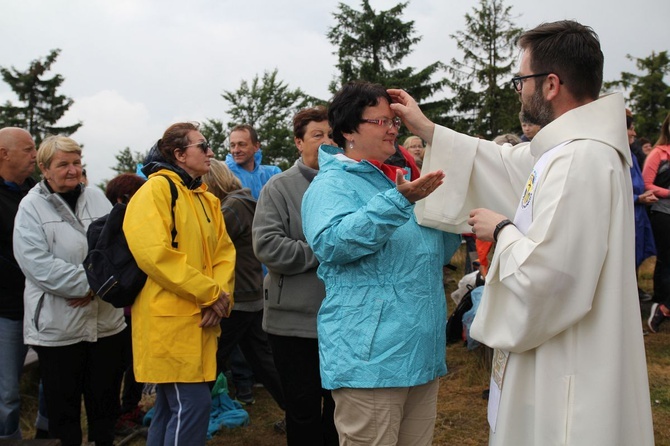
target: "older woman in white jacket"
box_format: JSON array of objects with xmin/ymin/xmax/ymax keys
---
[{"xmin": 13, "ymin": 136, "xmax": 125, "ymax": 446}]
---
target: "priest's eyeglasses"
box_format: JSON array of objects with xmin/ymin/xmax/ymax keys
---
[{"xmin": 511, "ymin": 73, "xmax": 551, "ymax": 92}]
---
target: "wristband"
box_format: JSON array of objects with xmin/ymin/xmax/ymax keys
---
[{"xmin": 493, "ymin": 219, "xmax": 514, "ymax": 242}]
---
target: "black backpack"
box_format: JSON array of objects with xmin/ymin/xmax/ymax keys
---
[
  {"xmin": 84, "ymin": 175, "xmax": 178, "ymax": 308},
  {"xmin": 446, "ymin": 271, "xmax": 485, "ymax": 345}
]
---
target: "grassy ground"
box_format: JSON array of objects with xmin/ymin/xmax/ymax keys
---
[{"xmin": 19, "ymin": 249, "xmax": 670, "ymax": 445}]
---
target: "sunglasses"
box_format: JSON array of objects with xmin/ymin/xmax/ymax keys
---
[{"xmin": 184, "ymin": 141, "xmax": 211, "ymax": 153}]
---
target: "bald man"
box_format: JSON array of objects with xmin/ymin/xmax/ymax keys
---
[{"xmin": 0, "ymin": 127, "xmax": 37, "ymax": 440}]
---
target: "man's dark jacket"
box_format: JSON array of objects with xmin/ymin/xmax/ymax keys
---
[{"xmin": 0, "ymin": 176, "xmax": 36, "ymax": 320}]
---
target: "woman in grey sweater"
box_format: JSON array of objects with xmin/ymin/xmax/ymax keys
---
[{"xmin": 252, "ymin": 106, "xmax": 338, "ymax": 446}]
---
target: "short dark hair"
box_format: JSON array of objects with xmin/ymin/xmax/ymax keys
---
[
  {"xmin": 158, "ymin": 122, "xmax": 200, "ymax": 164},
  {"xmin": 230, "ymin": 124, "xmax": 259, "ymax": 145},
  {"xmin": 293, "ymin": 106, "xmax": 328, "ymax": 139},
  {"xmin": 105, "ymin": 173, "xmax": 146, "ymax": 204},
  {"xmin": 518, "ymin": 20, "xmax": 603, "ymax": 101},
  {"xmin": 328, "ymin": 81, "xmax": 392, "ymax": 148}
]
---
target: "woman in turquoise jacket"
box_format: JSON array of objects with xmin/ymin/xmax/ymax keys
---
[{"xmin": 302, "ymin": 81, "xmax": 460, "ymax": 445}]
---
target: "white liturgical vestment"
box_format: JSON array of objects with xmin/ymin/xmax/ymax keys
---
[{"xmin": 417, "ymin": 93, "xmax": 654, "ymax": 446}]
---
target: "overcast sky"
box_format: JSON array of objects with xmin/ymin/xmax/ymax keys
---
[{"xmin": 1, "ymin": 0, "xmax": 667, "ymax": 185}]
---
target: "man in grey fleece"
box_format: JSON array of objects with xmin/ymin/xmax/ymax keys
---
[{"xmin": 252, "ymin": 106, "xmax": 338, "ymax": 446}]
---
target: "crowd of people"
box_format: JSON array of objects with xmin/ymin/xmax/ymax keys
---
[{"xmin": 0, "ymin": 18, "xmax": 667, "ymax": 446}]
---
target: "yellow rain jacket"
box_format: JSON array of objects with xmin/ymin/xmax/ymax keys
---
[{"xmin": 124, "ymin": 169, "xmax": 235, "ymax": 383}]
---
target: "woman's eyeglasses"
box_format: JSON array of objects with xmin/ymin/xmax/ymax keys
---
[
  {"xmin": 360, "ymin": 117, "xmax": 402, "ymax": 129},
  {"xmin": 183, "ymin": 141, "xmax": 211, "ymax": 153}
]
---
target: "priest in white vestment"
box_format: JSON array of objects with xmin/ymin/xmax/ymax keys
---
[{"xmin": 390, "ymin": 20, "xmax": 654, "ymax": 446}]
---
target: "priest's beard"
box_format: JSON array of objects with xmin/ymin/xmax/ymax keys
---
[{"xmin": 520, "ymin": 85, "xmax": 553, "ymax": 128}]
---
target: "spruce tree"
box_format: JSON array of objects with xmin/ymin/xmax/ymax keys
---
[
  {"xmin": 0, "ymin": 49, "xmax": 81, "ymax": 145},
  {"xmin": 220, "ymin": 69, "xmax": 318, "ymax": 169},
  {"xmin": 605, "ymin": 51, "xmax": 670, "ymax": 142},
  {"xmin": 447, "ymin": 0, "xmax": 522, "ymax": 138},
  {"xmin": 112, "ymin": 147, "xmax": 147, "ymax": 175},
  {"xmin": 327, "ymin": 0, "xmax": 447, "ymax": 134}
]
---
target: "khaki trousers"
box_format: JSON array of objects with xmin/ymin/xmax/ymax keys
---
[{"xmin": 332, "ymin": 378, "xmax": 439, "ymax": 446}]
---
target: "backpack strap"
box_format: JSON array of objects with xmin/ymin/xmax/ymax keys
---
[{"xmin": 156, "ymin": 174, "xmax": 179, "ymax": 248}]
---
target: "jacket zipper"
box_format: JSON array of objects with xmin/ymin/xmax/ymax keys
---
[
  {"xmin": 196, "ymin": 194, "xmax": 211, "ymax": 222},
  {"xmin": 277, "ymin": 275, "xmax": 284, "ymax": 305},
  {"xmin": 33, "ymin": 293, "xmax": 45, "ymax": 331}
]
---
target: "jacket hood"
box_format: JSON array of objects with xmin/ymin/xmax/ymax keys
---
[
  {"xmin": 224, "ymin": 149, "xmax": 265, "ymax": 172},
  {"xmin": 317, "ymin": 144, "xmax": 389, "ymax": 178},
  {"xmin": 531, "ymin": 93, "xmax": 631, "ymax": 166},
  {"xmin": 224, "ymin": 187, "xmax": 255, "ymax": 202},
  {"xmin": 654, "ymin": 144, "xmax": 670, "ymax": 156},
  {"xmin": 141, "ymin": 140, "xmax": 203, "ymax": 189},
  {"xmin": 222, "ymin": 187, "xmax": 256, "ymax": 215}
]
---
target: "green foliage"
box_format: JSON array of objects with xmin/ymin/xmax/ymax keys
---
[
  {"xmin": 327, "ymin": 0, "xmax": 448, "ymax": 139},
  {"xmin": 446, "ymin": 0, "xmax": 523, "ymax": 138},
  {"xmin": 328, "ymin": 0, "xmax": 419, "ymax": 86},
  {"xmin": 112, "ymin": 147, "xmax": 147, "ymax": 175},
  {"xmin": 200, "ymin": 118, "xmax": 228, "ymax": 160},
  {"xmin": 221, "ymin": 69, "xmax": 320, "ymax": 169},
  {"xmin": 0, "ymin": 49, "xmax": 81, "ymax": 146},
  {"xmin": 604, "ymin": 51, "xmax": 670, "ymax": 142}
]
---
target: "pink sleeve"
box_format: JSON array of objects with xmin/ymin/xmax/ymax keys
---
[{"xmin": 642, "ymin": 148, "xmax": 670, "ymax": 198}]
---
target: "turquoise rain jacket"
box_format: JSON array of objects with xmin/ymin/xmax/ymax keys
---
[{"xmin": 302, "ymin": 145, "xmax": 461, "ymax": 389}]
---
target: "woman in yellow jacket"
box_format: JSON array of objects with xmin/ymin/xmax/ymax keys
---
[{"xmin": 124, "ymin": 122, "xmax": 235, "ymax": 445}]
